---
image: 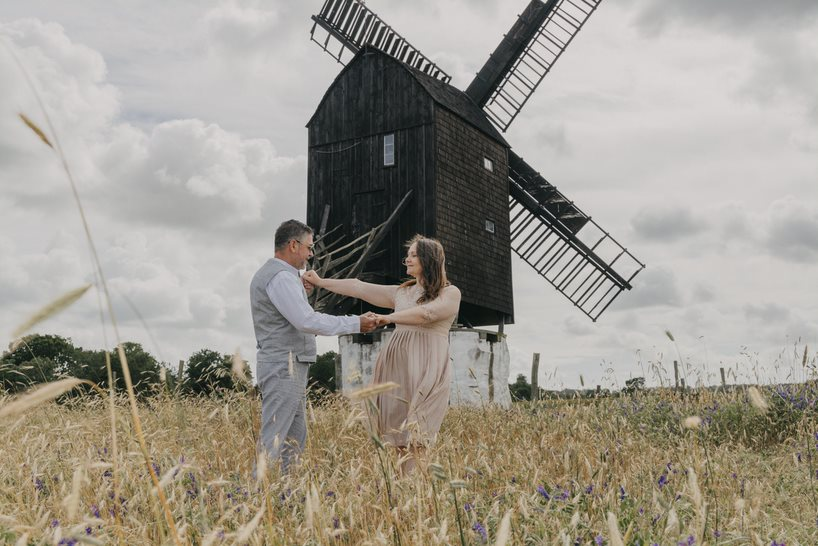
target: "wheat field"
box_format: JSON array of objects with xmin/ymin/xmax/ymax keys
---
[{"xmin": 0, "ymin": 385, "xmax": 814, "ymax": 545}]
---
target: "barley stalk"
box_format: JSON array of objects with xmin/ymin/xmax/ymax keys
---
[{"xmin": 11, "ymin": 284, "xmax": 92, "ymax": 339}]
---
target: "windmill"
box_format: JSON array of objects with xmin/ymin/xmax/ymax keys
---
[{"xmin": 305, "ymin": 0, "xmax": 644, "ymax": 330}]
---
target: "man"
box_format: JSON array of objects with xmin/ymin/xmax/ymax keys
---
[{"xmin": 250, "ymin": 219, "xmax": 377, "ymax": 471}]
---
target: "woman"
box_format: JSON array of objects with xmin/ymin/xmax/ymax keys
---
[{"xmin": 302, "ymin": 235, "xmax": 461, "ymax": 472}]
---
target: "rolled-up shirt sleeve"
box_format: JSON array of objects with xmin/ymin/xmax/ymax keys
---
[{"xmin": 267, "ymin": 272, "xmax": 360, "ymax": 336}]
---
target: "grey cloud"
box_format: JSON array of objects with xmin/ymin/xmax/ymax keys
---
[
  {"xmin": 563, "ymin": 315, "xmax": 596, "ymax": 336},
  {"xmin": 765, "ymin": 197, "xmax": 818, "ymax": 263},
  {"xmin": 633, "ymin": 1, "xmax": 818, "ymax": 122},
  {"xmin": 202, "ymin": 1, "xmax": 281, "ymax": 55},
  {"xmin": 692, "ymin": 284, "xmax": 715, "ymax": 303},
  {"xmin": 535, "ymin": 124, "xmax": 571, "ymax": 156},
  {"xmin": 744, "ymin": 302, "xmax": 790, "ymax": 323},
  {"xmin": 631, "ymin": 206, "xmax": 704, "ymax": 242},
  {"xmin": 610, "ymin": 267, "xmax": 682, "ymax": 310},
  {"xmin": 634, "ymin": 0, "xmax": 818, "ymax": 36}
]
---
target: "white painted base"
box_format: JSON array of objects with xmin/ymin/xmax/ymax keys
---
[{"xmin": 338, "ymin": 327, "xmax": 511, "ymax": 408}]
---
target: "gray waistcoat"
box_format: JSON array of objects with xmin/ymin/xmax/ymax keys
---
[{"xmin": 250, "ymin": 259, "xmax": 317, "ymax": 364}]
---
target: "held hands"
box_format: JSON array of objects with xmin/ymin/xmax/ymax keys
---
[{"xmin": 359, "ymin": 311, "xmax": 392, "ymax": 333}]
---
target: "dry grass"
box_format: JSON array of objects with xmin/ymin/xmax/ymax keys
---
[{"xmin": 0, "ymin": 390, "xmax": 814, "ymax": 545}]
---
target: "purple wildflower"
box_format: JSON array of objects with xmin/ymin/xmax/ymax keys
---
[
  {"xmin": 537, "ymin": 485, "xmax": 550, "ymax": 500},
  {"xmin": 658, "ymin": 474, "xmax": 668, "ymax": 489},
  {"xmin": 326, "ymin": 491, "xmax": 335, "ymax": 498},
  {"xmin": 619, "ymin": 485, "xmax": 626, "ymax": 500},
  {"xmin": 585, "ymin": 484, "xmax": 594, "ymax": 494},
  {"xmin": 594, "ymin": 536, "xmax": 604, "ymax": 546},
  {"xmin": 51, "ymin": 519, "xmax": 60, "ymax": 527},
  {"xmin": 472, "ymin": 522, "xmax": 488, "ymax": 543},
  {"xmin": 90, "ymin": 504, "xmax": 101, "ymax": 518},
  {"xmin": 464, "ymin": 502, "xmax": 472, "ymax": 512}
]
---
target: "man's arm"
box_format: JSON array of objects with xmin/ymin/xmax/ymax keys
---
[{"xmin": 267, "ymin": 273, "xmax": 361, "ymax": 335}]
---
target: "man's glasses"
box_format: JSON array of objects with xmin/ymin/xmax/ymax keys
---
[{"xmin": 293, "ymin": 240, "xmax": 315, "ymax": 251}]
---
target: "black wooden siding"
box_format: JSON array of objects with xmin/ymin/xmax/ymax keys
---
[
  {"xmin": 307, "ymin": 47, "xmax": 513, "ymax": 325},
  {"xmin": 434, "ymin": 108, "xmax": 514, "ymax": 325}
]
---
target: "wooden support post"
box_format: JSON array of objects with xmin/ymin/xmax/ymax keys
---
[
  {"xmin": 177, "ymin": 359, "xmax": 185, "ymax": 383},
  {"xmin": 334, "ymin": 353, "xmax": 343, "ymax": 394},
  {"xmin": 531, "ymin": 353, "xmax": 540, "ymax": 401},
  {"xmin": 680, "ymin": 378, "xmax": 686, "ymax": 390},
  {"xmin": 720, "ymin": 367, "xmax": 726, "ymax": 388},
  {"xmin": 673, "ymin": 360, "xmax": 679, "ymax": 390}
]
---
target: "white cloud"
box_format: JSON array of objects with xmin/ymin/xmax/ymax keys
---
[{"xmin": 203, "ymin": 0, "xmax": 280, "ymax": 56}]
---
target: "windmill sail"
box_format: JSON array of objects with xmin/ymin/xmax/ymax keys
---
[
  {"xmin": 508, "ymin": 151, "xmax": 644, "ymax": 321},
  {"xmin": 310, "ymin": 0, "xmax": 452, "ymax": 83},
  {"xmin": 466, "ymin": 0, "xmax": 602, "ymax": 132}
]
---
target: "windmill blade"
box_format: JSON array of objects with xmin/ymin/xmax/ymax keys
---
[
  {"xmin": 310, "ymin": 0, "xmax": 452, "ymax": 83},
  {"xmin": 467, "ymin": 0, "xmax": 602, "ymax": 132},
  {"xmin": 508, "ymin": 151, "xmax": 644, "ymax": 321}
]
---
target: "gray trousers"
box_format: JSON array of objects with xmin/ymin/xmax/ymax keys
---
[{"xmin": 257, "ymin": 359, "xmax": 310, "ymax": 473}]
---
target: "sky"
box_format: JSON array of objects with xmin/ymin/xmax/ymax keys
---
[{"xmin": 1, "ymin": 0, "xmax": 816, "ymax": 390}]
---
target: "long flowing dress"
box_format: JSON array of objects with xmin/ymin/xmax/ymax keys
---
[{"xmin": 372, "ymin": 283, "xmax": 461, "ymax": 447}]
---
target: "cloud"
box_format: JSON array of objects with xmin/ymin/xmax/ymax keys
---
[
  {"xmin": 744, "ymin": 302, "xmax": 790, "ymax": 324},
  {"xmin": 634, "ymin": 0, "xmax": 818, "ymax": 36},
  {"xmin": 631, "ymin": 206, "xmax": 704, "ymax": 242},
  {"xmin": 203, "ymin": 0, "xmax": 280, "ymax": 56},
  {"xmin": 764, "ymin": 197, "xmax": 818, "ymax": 263},
  {"xmin": 611, "ymin": 267, "xmax": 683, "ymax": 310}
]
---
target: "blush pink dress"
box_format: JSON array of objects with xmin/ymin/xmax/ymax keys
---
[{"xmin": 371, "ymin": 283, "xmax": 461, "ymax": 447}]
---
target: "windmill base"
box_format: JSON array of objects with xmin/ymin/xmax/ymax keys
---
[{"xmin": 337, "ymin": 328, "xmax": 511, "ymax": 408}]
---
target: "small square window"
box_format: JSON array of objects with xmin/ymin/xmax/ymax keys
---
[
  {"xmin": 384, "ymin": 134, "xmax": 395, "ymax": 166},
  {"xmin": 483, "ymin": 157, "xmax": 494, "ymax": 172},
  {"xmin": 485, "ymin": 219, "xmax": 495, "ymax": 234}
]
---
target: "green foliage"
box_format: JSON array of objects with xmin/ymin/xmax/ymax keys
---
[
  {"xmin": 509, "ymin": 373, "xmax": 531, "ymax": 401},
  {"xmin": 308, "ymin": 351, "xmax": 338, "ymax": 401},
  {"xmin": 0, "ymin": 334, "xmax": 78, "ymax": 392},
  {"xmin": 184, "ymin": 349, "xmax": 251, "ymax": 396},
  {"xmin": 622, "ymin": 376, "xmax": 645, "ymax": 395},
  {"xmin": 0, "ymin": 335, "xmax": 166, "ymax": 396}
]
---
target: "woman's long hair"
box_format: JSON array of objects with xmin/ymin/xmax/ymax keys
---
[{"xmin": 400, "ymin": 235, "xmax": 449, "ymax": 303}]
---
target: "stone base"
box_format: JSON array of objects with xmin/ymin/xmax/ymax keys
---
[{"xmin": 338, "ymin": 327, "xmax": 511, "ymax": 408}]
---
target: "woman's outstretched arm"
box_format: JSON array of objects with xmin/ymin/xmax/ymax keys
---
[
  {"xmin": 303, "ymin": 270, "xmax": 398, "ymax": 309},
  {"xmin": 378, "ymin": 285, "xmax": 461, "ymax": 326}
]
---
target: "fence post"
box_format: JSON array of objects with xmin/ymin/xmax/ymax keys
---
[
  {"xmin": 720, "ymin": 367, "xmax": 726, "ymax": 388},
  {"xmin": 531, "ymin": 353, "xmax": 540, "ymax": 401},
  {"xmin": 673, "ymin": 360, "xmax": 679, "ymax": 390}
]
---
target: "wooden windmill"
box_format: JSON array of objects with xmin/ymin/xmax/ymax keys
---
[{"xmin": 306, "ymin": 0, "xmax": 644, "ymax": 327}]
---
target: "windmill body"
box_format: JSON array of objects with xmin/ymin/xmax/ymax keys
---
[{"xmin": 307, "ymin": 47, "xmax": 514, "ymax": 326}]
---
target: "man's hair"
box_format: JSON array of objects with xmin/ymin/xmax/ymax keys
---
[{"xmin": 274, "ymin": 220, "xmax": 313, "ymax": 250}]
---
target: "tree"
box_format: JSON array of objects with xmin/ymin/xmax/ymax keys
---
[
  {"xmin": 623, "ymin": 377, "xmax": 646, "ymax": 395},
  {"xmin": 509, "ymin": 374, "xmax": 531, "ymax": 401},
  {"xmin": 308, "ymin": 351, "xmax": 338, "ymax": 400},
  {"xmin": 76, "ymin": 342, "xmax": 162, "ymax": 395},
  {"xmin": 184, "ymin": 349, "xmax": 251, "ymax": 395},
  {"xmin": 0, "ymin": 334, "xmax": 79, "ymax": 392}
]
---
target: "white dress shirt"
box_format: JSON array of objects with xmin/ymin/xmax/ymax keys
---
[{"xmin": 266, "ymin": 258, "xmax": 360, "ymax": 335}]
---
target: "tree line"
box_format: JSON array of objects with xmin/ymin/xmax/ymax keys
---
[{"xmin": 3, "ymin": 334, "xmax": 647, "ymax": 400}]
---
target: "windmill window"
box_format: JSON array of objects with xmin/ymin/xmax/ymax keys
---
[
  {"xmin": 485, "ymin": 219, "xmax": 496, "ymax": 234},
  {"xmin": 383, "ymin": 134, "xmax": 395, "ymax": 166},
  {"xmin": 483, "ymin": 157, "xmax": 494, "ymax": 172}
]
